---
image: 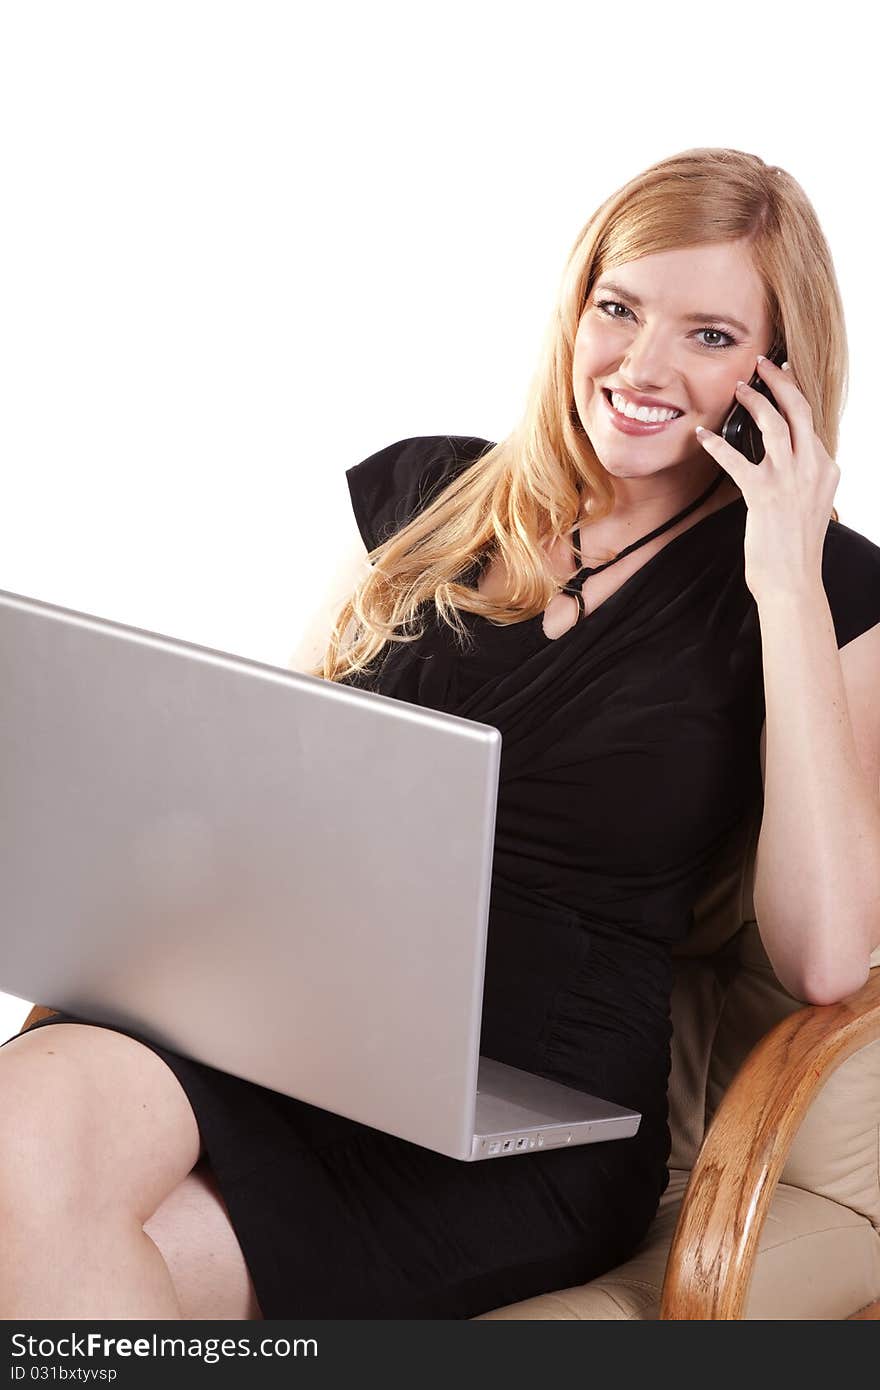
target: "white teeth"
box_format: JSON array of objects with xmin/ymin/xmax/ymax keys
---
[{"xmin": 610, "ymin": 391, "xmax": 682, "ymax": 423}]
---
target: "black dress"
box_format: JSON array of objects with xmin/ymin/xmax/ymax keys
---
[{"xmin": 8, "ymin": 434, "xmax": 880, "ymax": 1319}]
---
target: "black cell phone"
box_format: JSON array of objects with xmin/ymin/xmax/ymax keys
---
[{"xmin": 720, "ymin": 339, "xmax": 788, "ymax": 463}]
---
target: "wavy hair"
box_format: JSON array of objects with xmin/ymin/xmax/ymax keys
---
[{"xmin": 311, "ymin": 146, "xmax": 846, "ymax": 685}]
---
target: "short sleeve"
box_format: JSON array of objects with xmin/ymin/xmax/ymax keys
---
[
  {"xmin": 821, "ymin": 517, "xmax": 880, "ymax": 648},
  {"xmin": 345, "ymin": 435, "xmax": 495, "ymax": 554}
]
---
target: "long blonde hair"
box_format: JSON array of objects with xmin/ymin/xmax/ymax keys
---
[{"xmin": 312, "ymin": 147, "xmax": 846, "ymax": 686}]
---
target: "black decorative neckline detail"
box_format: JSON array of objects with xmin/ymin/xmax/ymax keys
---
[{"xmin": 559, "ymin": 471, "xmax": 727, "ymax": 620}]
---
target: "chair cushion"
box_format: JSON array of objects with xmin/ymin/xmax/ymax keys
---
[
  {"xmin": 474, "ymin": 1170, "xmax": 880, "ymax": 1319},
  {"xmin": 705, "ymin": 933, "xmax": 880, "ymax": 1230}
]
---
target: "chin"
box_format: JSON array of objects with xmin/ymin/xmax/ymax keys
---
[{"xmin": 584, "ymin": 432, "xmax": 673, "ymax": 471}]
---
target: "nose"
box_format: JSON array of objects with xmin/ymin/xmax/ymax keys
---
[{"xmin": 617, "ymin": 327, "xmax": 679, "ymax": 394}]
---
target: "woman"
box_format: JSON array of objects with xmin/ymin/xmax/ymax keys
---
[{"xmin": 3, "ymin": 146, "xmax": 880, "ymax": 1321}]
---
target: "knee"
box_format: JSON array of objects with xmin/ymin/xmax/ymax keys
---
[{"xmin": 0, "ymin": 1053, "xmax": 104, "ymax": 1226}]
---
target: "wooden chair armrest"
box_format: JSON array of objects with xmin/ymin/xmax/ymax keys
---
[
  {"xmin": 21, "ymin": 1004, "xmax": 59, "ymax": 1030},
  {"xmin": 660, "ymin": 965, "xmax": 880, "ymax": 1319}
]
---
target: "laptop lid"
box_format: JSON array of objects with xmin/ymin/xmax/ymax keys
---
[{"xmin": 0, "ymin": 585, "xmax": 500, "ymax": 1159}]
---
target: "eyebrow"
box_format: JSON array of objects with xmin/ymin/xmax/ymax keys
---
[{"xmin": 593, "ymin": 280, "xmax": 752, "ymax": 336}]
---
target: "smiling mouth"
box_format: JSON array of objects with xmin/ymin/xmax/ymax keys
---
[{"xmin": 602, "ymin": 388, "xmax": 684, "ymax": 420}]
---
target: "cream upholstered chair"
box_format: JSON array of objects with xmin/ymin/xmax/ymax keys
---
[{"xmin": 22, "ymin": 811, "xmax": 880, "ymax": 1320}]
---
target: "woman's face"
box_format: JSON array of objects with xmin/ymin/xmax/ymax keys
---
[{"xmin": 572, "ymin": 239, "xmax": 775, "ymax": 479}]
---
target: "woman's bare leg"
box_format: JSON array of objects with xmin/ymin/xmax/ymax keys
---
[
  {"xmin": 145, "ymin": 1160, "xmax": 261, "ymax": 1319},
  {"xmin": 0, "ymin": 1022, "xmax": 205, "ymax": 1319}
]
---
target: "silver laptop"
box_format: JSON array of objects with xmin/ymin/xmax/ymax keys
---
[{"xmin": 0, "ymin": 585, "xmax": 641, "ymax": 1161}]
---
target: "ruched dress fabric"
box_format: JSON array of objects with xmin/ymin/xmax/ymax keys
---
[{"xmin": 9, "ymin": 434, "xmax": 880, "ymax": 1320}]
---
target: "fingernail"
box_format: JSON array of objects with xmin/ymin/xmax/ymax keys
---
[
  {"xmin": 782, "ymin": 361, "xmax": 791, "ymax": 371},
  {"xmin": 756, "ymin": 355, "xmax": 766, "ymax": 364}
]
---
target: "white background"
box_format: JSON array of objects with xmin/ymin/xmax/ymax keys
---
[{"xmin": 2, "ymin": 0, "xmax": 877, "ymax": 1041}]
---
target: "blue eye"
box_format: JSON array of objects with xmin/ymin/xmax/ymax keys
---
[{"xmin": 595, "ymin": 299, "xmax": 737, "ymax": 352}]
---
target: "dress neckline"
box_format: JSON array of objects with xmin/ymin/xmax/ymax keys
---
[{"xmin": 525, "ymin": 492, "xmax": 745, "ymax": 642}]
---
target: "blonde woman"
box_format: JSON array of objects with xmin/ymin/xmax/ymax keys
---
[{"xmin": 3, "ymin": 147, "xmax": 879, "ymax": 1321}]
